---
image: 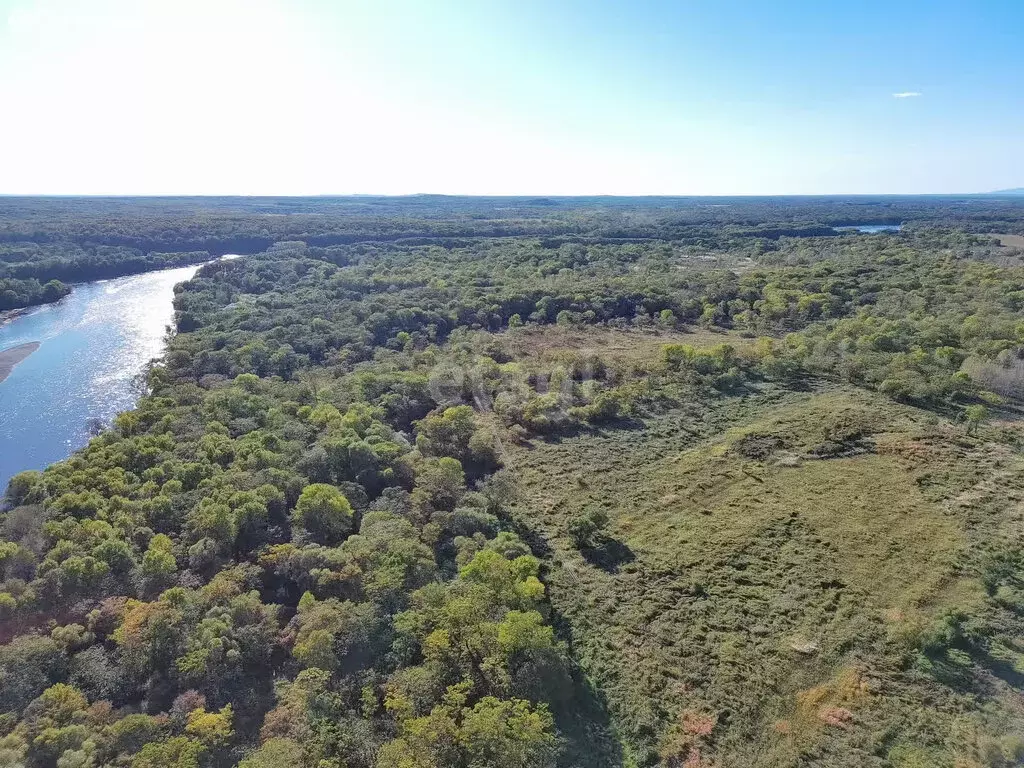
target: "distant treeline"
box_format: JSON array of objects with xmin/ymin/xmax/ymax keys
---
[
  {"xmin": 0, "ymin": 243, "xmax": 213, "ymax": 283},
  {"xmin": 1, "ymin": 195, "xmax": 1023, "ymax": 312},
  {"xmin": 0, "ymin": 244, "xmax": 213, "ymax": 311},
  {"xmin": 3, "ymin": 195, "xmax": 1024, "ymax": 252}
]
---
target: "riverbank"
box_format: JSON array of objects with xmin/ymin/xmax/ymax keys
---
[
  {"xmin": 0, "ymin": 341, "xmax": 40, "ymax": 383},
  {"xmin": 0, "ymin": 250, "xmax": 224, "ymax": 327},
  {"xmin": 0, "ymin": 307, "xmax": 33, "ymax": 329},
  {"xmin": 0, "ymin": 263, "xmax": 207, "ymax": 491}
]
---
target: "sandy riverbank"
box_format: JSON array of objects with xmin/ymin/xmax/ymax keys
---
[
  {"xmin": 0, "ymin": 342, "xmax": 40, "ymax": 384},
  {"xmin": 0, "ymin": 307, "xmax": 32, "ymax": 329}
]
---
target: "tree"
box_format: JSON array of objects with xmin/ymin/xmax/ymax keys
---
[
  {"xmin": 104, "ymin": 713, "xmax": 166, "ymax": 757},
  {"xmin": 377, "ymin": 682, "xmax": 556, "ymax": 768},
  {"xmin": 567, "ymin": 508, "xmax": 609, "ymax": 549},
  {"xmin": 415, "ymin": 406, "xmax": 477, "ymax": 462},
  {"xmin": 663, "ymin": 344, "xmax": 695, "ymax": 371},
  {"xmin": 965, "ymin": 404, "xmax": 989, "ymax": 435},
  {"xmin": 0, "ymin": 636, "xmax": 68, "ymax": 714},
  {"xmin": 140, "ymin": 534, "xmax": 177, "ymax": 594},
  {"xmin": 184, "ymin": 705, "xmax": 234, "ymax": 747},
  {"xmin": 459, "ymin": 696, "xmax": 556, "ymax": 768},
  {"xmin": 413, "ymin": 457, "xmax": 466, "ymax": 512},
  {"xmin": 131, "ymin": 737, "xmax": 205, "ymax": 768},
  {"xmin": 40, "ymin": 280, "xmax": 69, "ymax": 303},
  {"xmin": 30, "ymin": 683, "xmax": 88, "ymax": 725},
  {"xmin": 238, "ymin": 738, "xmax": 304, "ymax": 768},
  {"xmin": 5, "ymin": 470, "xmax": 43, "ymax": 505},
  {"xmin": 292, "ymin": 598, "xmax": 380, "ymax": 673},
  {"xmin": 291, "ymin": 484, "xmax": 354, "ymax": 545}
]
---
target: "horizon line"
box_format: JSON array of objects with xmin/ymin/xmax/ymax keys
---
[{"xmin": 0, "ymin": 191, "xmax": 1020, "ymax": 199}]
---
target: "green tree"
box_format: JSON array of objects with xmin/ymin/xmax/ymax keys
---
[
  {"xmin": 416, "ymin": 406, "xmax": 477, "ymax": 462},
  {"xmin": 5, "ymin": 469, "xmax": 42, "ymax": 505},
  {"xmin": 238, "ymin": 738, "xmax": 305, "ymax": 768},
  {"xmin": 41, "ymin": 280, "xmax": 68, "ymax": 303},
  {"xmin": 184, "ymin": 705, "xmax": 234, "ymax": 747},
  {"xmin": 141, "ymin": 533, "xmax": 177, "ymax": 594},
  {"xmin": 414, "ymin": 457, "xmax": 466, "ymax": 512},
  {"xmin": 104, "ymin": 714, "xmax": 166, "ymax": 758},
  {"xmin": 291, "ymin": 484, "xmax": 354, "ymax": 545},
  {"xmin": 567, "ymin": 508, "xmax": 609, "ymax": 549},
  {"xmin": 459, "ymin": 696, "xmax": 556, "ymax": 768},
  {"xmin": 965, "ymin": 404, "xmax": 989, "ymax": 435},
  {"xmin": 131, "ymin": 737, "xmax": 205, "ymax": 768},
  {"xmin": 378, "ymin": 682, "xmax": 556, "ymax": 768}
]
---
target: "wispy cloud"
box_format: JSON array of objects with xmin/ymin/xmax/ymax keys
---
[{"xmin": 892, "ymin": 91, "xmax": 922, "ymax": 98}]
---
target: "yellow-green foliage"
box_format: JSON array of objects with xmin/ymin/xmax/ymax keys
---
[{"xmin": 184, "ymin": 705, "xmax": 234, "ymax": 746}]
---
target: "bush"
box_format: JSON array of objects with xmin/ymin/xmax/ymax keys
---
[{"xmin": 567, "ymin": 508, "xmax": 609, "ymax": 549}]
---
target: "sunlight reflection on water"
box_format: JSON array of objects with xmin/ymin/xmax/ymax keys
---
[{"xmin": 0, "ymin": 264, "xmax": 201, "ymax": 491}]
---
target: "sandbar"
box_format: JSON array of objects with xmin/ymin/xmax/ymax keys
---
[{"xmin": 0, "ymin": 342, "xmax": 41, "ymax": 384}]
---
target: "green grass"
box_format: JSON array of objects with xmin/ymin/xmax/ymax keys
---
[{"xmin": 505, "ymin": 385, "xmax": 1024, "ymax": 767}]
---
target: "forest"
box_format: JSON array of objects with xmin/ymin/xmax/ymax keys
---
[
  {"xmin": 2, "ymin": 195, "xmax": 1024, "ymax": 767},
  {"xmin": 0, "ymin": 242, "xmax": 212, "ymax": 311},
  {"xmin": 1, "ymin": 194, "xmax": 1023, "ymax": 311}
]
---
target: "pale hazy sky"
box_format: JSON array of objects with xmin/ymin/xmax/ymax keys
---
[{"xmin": 1, "ymin": 0, "xmax": 1021, "ymax": 195}]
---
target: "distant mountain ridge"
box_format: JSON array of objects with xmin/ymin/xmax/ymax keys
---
[{"xmin": 992, "ymin": 188, "xmax": 1024, "ymax": 194}]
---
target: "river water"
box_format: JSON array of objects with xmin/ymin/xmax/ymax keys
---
[
  {"xmin": 0, "ymin": 264, "xmax": 201, "ymax": 492},
  {"xmin": 833, "ymin": 224, "xmax": 903, "ymax": 233}
]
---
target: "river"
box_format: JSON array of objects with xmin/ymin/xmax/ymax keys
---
[
  {"xmin": 0, "ymin": 264, "xmax": 203, "ymax": 492},
  {"xmin": 833, "ymin": 224, "xmax": 903, "ymax": 234}
]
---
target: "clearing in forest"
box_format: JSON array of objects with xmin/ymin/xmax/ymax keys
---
[{"xmin": 508, "ymin": 386, "xmax": 1020, "ymax": 766}]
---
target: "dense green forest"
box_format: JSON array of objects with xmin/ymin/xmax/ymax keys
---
[
  {"xmin": 3, "ymin": 196, "xmax": 1024, "ymax": 767},
  {"xmin": 1, "ymin": 194, "xmax": 1023, "ymax": 311},
  {"xmin": 0, "ymin": 242, "xmax": 213, "ymax": 311},
  {"xmin": 0, "ymin": 276, "xmax": 69, "ymax": 312}
]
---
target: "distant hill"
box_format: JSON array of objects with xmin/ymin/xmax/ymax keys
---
[{"xmin": 992, "ymin": 188, "xmax": 1024, "ymax": 194}]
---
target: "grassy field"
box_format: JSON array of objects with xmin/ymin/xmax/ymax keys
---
[{"xmin": 504, "ymin": 383, "xmax": 1024, "ymax": 766}]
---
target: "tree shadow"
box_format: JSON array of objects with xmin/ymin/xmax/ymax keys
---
[
  {"xmin": 591, "ymin": 416, "xmax": 648, "ymax": 435},
  {"xmin": 536, "ymin": 416, "xmax": 649, "ymax": 446},
  {"xmin": 508, "ymin": 514, "xmax": 626, "ymax": 766},
  {"xmin": 924, "ymin": 655, "xmax": 980, "ymax": 693},
  {"xmin": 977, "ymin": 651, "xmax": 1024, "ymax": 692},
  {"xmin": 581, "ymin": 536, "xmax": 635, "ymax": 573},
  {"xmin": 510, "ymin": 515, "xmax": 554, "ymax": 558},
  {"xmin": 543, "ymin": 608, "xmax": 627, "ymax": 768},
  {"xmin": 554, "ymin": 667, "xmax": 627, "ymax": 768}
]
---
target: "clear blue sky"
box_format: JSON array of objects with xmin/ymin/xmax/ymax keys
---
[{"xmin": 0, "ymin": 0, "xmax": 1021, "ymax": 195}]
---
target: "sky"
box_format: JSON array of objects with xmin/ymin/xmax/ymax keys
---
[{"xmin": 0, "ymin": 0, "xmax": 1021, "ymax": 195}]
